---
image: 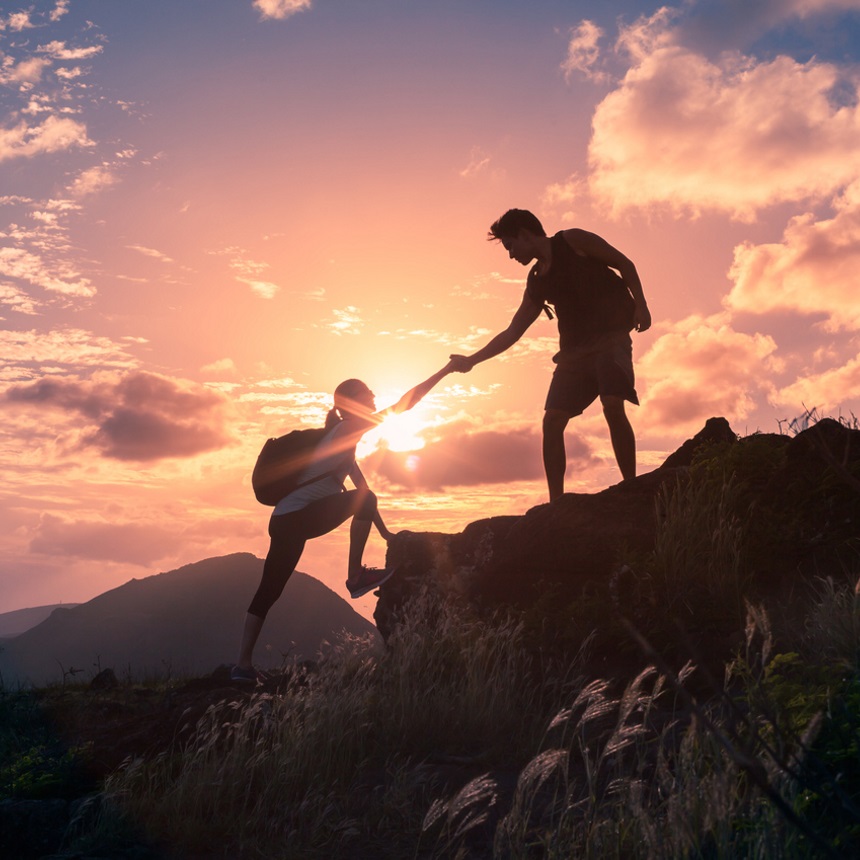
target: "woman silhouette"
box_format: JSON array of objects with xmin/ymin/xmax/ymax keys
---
[{"xmin": 233, "ymin": 361, "xmax": 453, "ymax": 682}]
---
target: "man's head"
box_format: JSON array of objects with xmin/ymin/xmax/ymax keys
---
[
  {"xmin": 489, "ymin": 209, "xmax": 546, "ymax": 266},
  {"xmin": 488, "ymin": 209, "xmax": 546, "ymax": 242}
]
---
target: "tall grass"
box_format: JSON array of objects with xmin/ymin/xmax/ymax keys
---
[
  {"xmin": 102, "ymin": 592, "xmax": 580, "ymax": 858},
  {"xmin": 90, "ymin": 458, "xmax": 860, "ymax": 858}
]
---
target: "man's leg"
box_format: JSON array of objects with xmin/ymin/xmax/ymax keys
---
[
  {"xmin": 542, "ymin": 409, "xmax": 571, "ymax": 501},
  {"xmin": 601, "ymin": 395, "xmax": 636, "ymax": 480}
]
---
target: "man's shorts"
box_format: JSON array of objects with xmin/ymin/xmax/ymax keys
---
[{"xmin": 545, "ymin": 332, "xmax": 639, "ymax": 416}]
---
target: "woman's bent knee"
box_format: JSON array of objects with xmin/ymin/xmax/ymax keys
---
[{"xmin": 356, "ymin": 488, "xmax": 377, "ymax": 520}]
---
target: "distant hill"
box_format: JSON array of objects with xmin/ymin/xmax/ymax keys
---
[
  {"xmin": 0, "ymin": 553, "xmax": 378, "ymax": 687},
  {"xmin": 0, "ymin": 603, "xmax": 80, "ymax": 639}
]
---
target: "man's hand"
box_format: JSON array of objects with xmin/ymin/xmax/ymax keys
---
[
  {"xmin": 448, "ymin": 354, "xmax": 474, "ymax": 373},
  {"xmin": 633, "ymin": 302, "xmax": 652, "ymax": 333}
]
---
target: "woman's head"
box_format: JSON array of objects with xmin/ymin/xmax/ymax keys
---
[{"xmin": 332, "ymin": 378, "xmax": 375, "ymax": 420}]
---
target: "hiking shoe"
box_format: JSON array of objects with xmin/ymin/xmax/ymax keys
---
[
  {"xmin": 230, "ymin": 664, "xmax": 259, "ymax": 684},
  {"xmin": 346, "ymin": 566, "xmax": 396, "ymax": 599}
]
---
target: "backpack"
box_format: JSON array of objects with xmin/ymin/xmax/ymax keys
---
[{"xmin": 251, "ymin": 426, "xmax": 333, "ymax": 506}]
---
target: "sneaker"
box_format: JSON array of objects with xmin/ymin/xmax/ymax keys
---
[
  {"xmin": 230, "ymin": 664, "xmax": 259, "ymax": 684},
  {"xmin": 346, "ymin": 566, "xmax": 397, "ymax": 599}
]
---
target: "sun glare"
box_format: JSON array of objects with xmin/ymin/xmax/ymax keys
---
[{"xmin": 358, "ymin": 404, "xmax": 431, "ymax": 457}]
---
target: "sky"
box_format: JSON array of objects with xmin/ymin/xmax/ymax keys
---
[{"xmin": 2, "ymin": 0, "xmax": 860, "ymax": 621}]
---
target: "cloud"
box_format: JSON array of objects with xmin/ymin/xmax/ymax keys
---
[
  {"xmin": 0, "ymin": 115, "xmax": 93, "ymax": 163},
  {"xmin": 674, "ymin": 0, "xmax": 860, "ymax": 54},
  {"xmin": 236, "ymin": 277, "xmax": 280, "ymax": 299},
  {"xmin": 213, "ymin": 247, "xmax": 282, "ymax": 298},
  {"xmin": 0, "ymin": 328, "xmax": 136, "ymax": 368},
  {"xmin": 587, "ymin": 14, "xmax": 860, "ymax": 219},
  {"xmin": 0, "ymin": 246, "xmax": 96, "ymax": 296},
  {"xmin": 366, "ymin": 420, "xmax": 596, "ymax": 489},
  {"xmin": 459, "ymin": 146, "xmax": 492, "ymax": 178},
  {"xmin": 50, "ymin": 1, "xmax": 70, "ymax": 23},
  {"xmin": 638, "ymin": 315, "xmax": 780, "ymax": 433},
  {"xmin": 253, "ymin": 0, "xmax": 312, "ymax": 21},
  {"xmin": 327, "ymin": 306, "xmax": 363, "ymax": 336},
  {"xmin": 0, "ymin": 56, "xmax": 52, "ymax": 85},
  {"xmin": 726, "ymin": 181, "xmax": 860, "ymax": 330},
  {"xmin": 68, "ymin": 164, "xmax": 118, "ymax": 198},
  {"xmin": 4, "ymin": 370, "xmax": 233, "ymax": 462},
  {"xmin": 36, "ymin": 40, "xmax": 103, "ymax": 61},
  {"xmin": 127, "ymin": 244, "xmax": 174, "ymax": 263},
  {"xmin": 776, "ymin": 352, "xmax": 860, "ymax": 410},
  {"xmin": 30, "ymin": 513, "xmax": 181, "ymax": 565},
  {"xmin": 0, "ymin": 283, "xmax": 40, "ymax": 315},
  {"xmin": 561, "ymin": 20, "xmax": 609, "ymax": 83}
]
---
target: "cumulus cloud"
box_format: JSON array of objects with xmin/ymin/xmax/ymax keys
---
[
  {"xmin": 638, "ymin": 314, "xmax": 780, "ymax": 433},
  {"xmin": 366, "ymin": 421, "xmax": 595, "ymax": 489},
  {"xmin": 253, "ymin": 0, "xmax": 312, "ymax": 21},
  {"xmin": 777, "ymin": 352, "xmax": 860, "ymax": 410},
  {"xmin": 0, "ymin": 115, "xmax": 93, "ymax": 162},
  {"xmin": 726, "ymin": 181, "xmax": 860, "ymax": 330},
  {"xmin": 582, "ymin": 3, "xmax": 860, "ymax": 220},
  {"xmin": 4, "ymin": 370, "xmax": 233, "ymax": 461},
  {"xmin": 589, "ymin": 46, "xmax": 860, "ymax": 219},
  {"xmin": 30, "ymin": 513, "xmax": 181, "ymax": 565}
]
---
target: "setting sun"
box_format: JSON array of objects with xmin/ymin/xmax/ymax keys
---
[{"xmin": 359, "ymin": 398, "xmax": 435, "ymax": 457}]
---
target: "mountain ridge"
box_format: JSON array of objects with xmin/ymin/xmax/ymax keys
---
[{"xmin": 0, "ymin": 552, "xmax": 377, "ymax": 687}]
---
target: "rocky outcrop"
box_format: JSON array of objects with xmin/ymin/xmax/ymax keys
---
[{"xmin": 375, "ymin": 417, "xmax": 860, "ymax": 641}]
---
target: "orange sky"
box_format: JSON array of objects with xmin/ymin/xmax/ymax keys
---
[{"xmin": 2, "ymin": 0, "xmax": 860, "ymax": 620}]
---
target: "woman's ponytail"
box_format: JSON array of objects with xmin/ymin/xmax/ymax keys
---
[{"xmin": 324, "ymin": 407, "xmax": 342, "ymax": 430}]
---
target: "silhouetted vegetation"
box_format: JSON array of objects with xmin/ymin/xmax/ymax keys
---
[{"xmin": 3, "ymin": 415, "xmax": 860, "ymax": 858}]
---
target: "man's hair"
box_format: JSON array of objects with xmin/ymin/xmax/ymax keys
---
[{"xmin": 488, "ymin": 209, "xmax": 546, "ymax": 241}]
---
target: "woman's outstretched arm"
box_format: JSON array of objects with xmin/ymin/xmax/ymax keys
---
[{"xmin": 384, "ymin": 360, "xmax": 454, "ymax": 417}]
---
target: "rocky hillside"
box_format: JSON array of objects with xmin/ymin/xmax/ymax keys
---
[{"xmin": 376, "ymin": 417, "xmax": 860, "ymax": 666}]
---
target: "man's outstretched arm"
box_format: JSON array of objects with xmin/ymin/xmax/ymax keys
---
[
  {"xmin": 450, "ymin": 291, "xmax": 543, "ymax": 372},
  {"xmin": 562, "ymin": 229, "xmax": 651, "ymax": 332}
]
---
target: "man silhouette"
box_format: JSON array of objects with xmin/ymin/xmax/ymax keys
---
[{"xmin": 450, "ymin": 209, "xmax": 651, "ymax": 500}]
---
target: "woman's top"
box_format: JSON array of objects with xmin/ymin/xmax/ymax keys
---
[{"xmin": 272, "ymin": 418, "xmax": 365, "ymax": 515}]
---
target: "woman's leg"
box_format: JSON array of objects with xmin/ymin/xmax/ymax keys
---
[
  {"xmin": 236, "ymin": 490, "xmax": 377, "ymax": 670},
  {"xmin": 237, "ymin": 515, "xmax": 306, "ymax": 671}
]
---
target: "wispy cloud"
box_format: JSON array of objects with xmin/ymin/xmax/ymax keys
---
[
  {"xmin": 0, "ymin": 328, "xmax": 138, "ymax": 371},
  {"xmin": 213, "ymin": 247, "xmax": 282, "ymax": 298},
  {"xmin": 561, "ymin": 20, "xmax": 609, "ymax": 83},
  {"xmin": 326, "ymin": 306, "xmax": 364, "ymax": 335},
  {"xmin": 0, "ymin": 246, "xmax": 95, "ymax": 297}
]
